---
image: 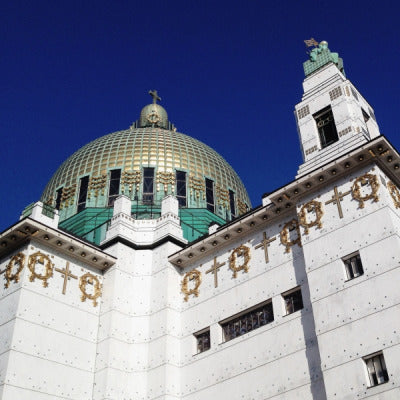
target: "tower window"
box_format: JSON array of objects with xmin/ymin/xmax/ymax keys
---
[
  {"xmin": 143, "ymin": 167, "xmax": 154, "ymax": 204},
  {"xmin": 364, "ymin": 352, "xmax": 389, "ymax": 387},
  {"xmin": 77, "ymin": 176, "xmax": 89, "ymax": 213},
  {"xmin": 343, "ymin": 252, "xmax": 364, "ymax": 280},
  {"xmin": 282, "ymin": 287, "xmax": 303, "ymax": 315},
  {"xmin": 362, "ymin": 108, "xmax": 370, "ymax": 123},
  {"xmin": 176, "ymin": 170, "xmax": 187, "ymax": 207},
  {"xmin": 194, "ymin": 329, "xmax": 210, "ymax": 354},
  {"xmin": 314, "ymin": 106, "xmax": 338, "ymax": 148},
  {"xmin": 205, "ymin": 178, "xmax": 215, "ymax": 213},
  {"xmin": 108, "ymin": 169, "xmax": 121, "ymax": 206},
  {"xmin": 229, "ymin": 190, "xmax": 236, "ymax": 219},
  {"xmin": 55, "ymin": 187, "xmax": 63, "ymax": 210}
]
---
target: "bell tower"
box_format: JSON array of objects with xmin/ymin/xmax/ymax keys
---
[{"xmin": 295, "ymin": 40, "xmax": 381, "ymax": 178}]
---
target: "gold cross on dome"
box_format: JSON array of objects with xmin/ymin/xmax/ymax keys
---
[
  {"xmin": 325, "ymin": 186, "xmax": 351, "ymax": 219},
  {"xmin": 55, "ymin": 262, "xmax": 78, "ymax": 295},
  {"xmin": 206, "ymin": 257, "xmax": 226, "ymax": 288},
  {"xmin": 149, "ymin": 90, "xmax": 161, "ymax": 104},
  {"xmin": 255, "ymin": 232, "xmax": 276, "ymax": 263}
]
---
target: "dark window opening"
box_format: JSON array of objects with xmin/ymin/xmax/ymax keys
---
[
  {"xmin": 362, "ymin": 108, "xmax": 370, "ymax": 123},
  {"xmin": 283, "ymin": 288, "xmax": 303, "ymax": 315},
  {"xmin": 55, "ymin": 187, "xmax": 63, "ymax": 210},
  {"xmin": 77, "ymin": 176, "xmax": 89, "ymax": 213},
  {"xmin": 108, "ymin": 169, "xmax": 121, "ymax": 207},
  {"xmin": 343, "ymin": 253, "xmax": 364, "ymax": 280},
  {"xmin": 221, "ymin": 301, "xmax": 274, "ymax": 342},
  {"xmin": 194, "ymin": 329, "xmax": 210, "ymax": 354},
  {"xmin": 205, "ymin": 178, "xmax": 215, "ymax": 213},
  {"xmin": 229, "ymin": 190, "xmax": 236, "ymax": 219},
  {"xmin": 314, "ymin": 106, "xmax": 339, "ymax": 148},
  {"xmin": 143, "ymin": 167, "xmax": 154, "ymax": 204},
  {"xmin": 364, "ymin": 353, "xmax": 389, "ymax": 387},
  {"xmin": 176, "ymin": 170, "xmax": 187, "ymax": 207}
]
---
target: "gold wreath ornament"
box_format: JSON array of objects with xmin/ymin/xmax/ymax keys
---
[
  {"xmin": 4, "ymin": 253, "xmax": 25, "ymax": 288},
  {"xmin": 79, "ymin": 272, "xmax": 102, "ymax": 307},
  {"xmin": 28, "ymin": 252, "xmax": 54, "ymax": 287},
  {"xmin": 280, "ymin": 219, "xmax": 302, "ymax": 253},
  {"xmin": 229, "ymin": 245, "xmax": 251, "ymax": 278},
  {"xmin": 298, "ymin": 200, "xmax": 324, "ymax": 234},
  {"xmin": 387, "ymin": 181, "xmax": 400, "ymax": 208},
  {"xmin": 181, "ymin": 269, "xmax": 202, "ymax": 302},
  {"xmin": 351, "ymin": 173, "xmax": 380, "ymax": 209}
]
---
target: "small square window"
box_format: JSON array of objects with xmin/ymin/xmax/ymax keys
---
[
  {"xmin": 343, "ymin": 253, "xmax": 364, "ymax": 280},
  {"xmin": 364, "ymin": 352, "xmax": 389, "ymax": 387},
  {"xmin": 283, "ymin": 287, "xmax": 303, "ymax": 315},
  {"xmin": 194, "ymin": 329, "xmax": 210, "ymax": 354}
]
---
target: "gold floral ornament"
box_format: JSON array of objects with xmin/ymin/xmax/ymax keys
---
[
  {"xmin": 387, "ymin": 181, "xmax": 400, "ymax": 208},
  {"xmin": 280, "ymin": 219, "xmax": 302, "ymax": 253},
  {"xmin": 181, "ymin": 269, "xmax": 202, "ymax": 302},
  {"xmin": 298, "ymin": 200, "xmax": 324, "ymax": 234},
  {"xmin": 28, "ymin": 252, "xmax": 54, "ymax": 287},
  {"xmin": 4, "ymin": 253, "xmax": 26, "ymax": 288},
  {"xmin": 79, "ymin": 272, "xmax": 102, "ymax": 307},
  {"xmin": 229, "ymin": 245, "xmax": 251, "ymax": 278},
  {"xmin": 351, "ymin": 173, "xmax": 380, "ymax": 209}
]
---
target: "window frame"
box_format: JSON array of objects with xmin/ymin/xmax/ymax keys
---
[
  {"xmin": 107, "ymin": 169, "xmax": 121, "ymax": 207},
  {"xmin": 77, "ymin": 175, "xmax": 89, "ymax": 213},
  {"xmin": 343, "ymin": 252, "xmax": 364, "ymax": 281},
  {"xmin": 313, "ymin": 106, "xmax": 339, "ymax": 149},
  {"xmin": 194, "ymin": 327, "xmax": 211, "ymax": 355},
  {"xmin": 363, "ymin": 351, "xmax": 389, "ymax": 387},
  {"xmin": 282, "ymin": 286, "xmax": 304, "ymax": 316}
]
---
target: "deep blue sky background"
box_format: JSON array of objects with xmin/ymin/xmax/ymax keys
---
[{"xmin": 1, "ymin": 0, "xmax": 399, "ymax": 229}]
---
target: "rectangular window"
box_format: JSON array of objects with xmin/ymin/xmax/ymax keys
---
[
  {"xmin": 343, "ymin": 253, "xmax": 364, "ymax": 280},
  {"xmin": 194, "ymin": 329, "xmax": 210, "ymax": 354},
  {"xmin": 176, "ymin": 170, "xmax": 187, "ymax": 207},
  {"xmin": 364, "ymin": 352, "xmax": 389, "ymax": 387},
  {"xmin": 205, "ymin": 178, "xmax": 215, "ymax": 213},
  {"xmin": 362, "ymin": 108, "xmax": 370, "ymax": 123},
  {"xmin": 142, "ymin": 167, "xmax": 154, "ymax": 204},
  {"xmin": 77, "ymin": 176, "xmax": 89, "ymax": 213},
  {"xmin": 314, "ymin": 106, "xmax": 339, "ymax": 148},
  {"xmin": 220, "ymin": 300, "xmax": 274, "ymax": 342},
  {"xmin": 229, "ymin": 189, "xmax": 236, "ymax": 219},
  {"xmin": 108, "ymin": 169, "xmax": 121, "ymax": 207},
  {"xmin": 283, "ymin": 287, "xmax": 303, "ymax": 315},
  {"xmin": 55, "ymin": 187, "xmax": 63, "ymax": 210}
]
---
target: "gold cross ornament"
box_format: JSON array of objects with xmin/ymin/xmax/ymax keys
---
[
  {"xmin": 55, "ymin": 262, "xmax": 78, "ymax": 295},
  {"xmin": 255, "ymin": 232, "xmax": 276, "ymax": 263},
  {"xmin": 325, "ymin": 186, "xmax": 351, "ymax": 218},
  {"xmin": 206, "ymin": 257, "xmax": 226, "ymax": 288}
]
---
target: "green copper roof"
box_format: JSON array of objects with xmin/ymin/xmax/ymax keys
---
[{"xmin": 303, "ymin": 41, "xmax": 345, "ymax": 77}]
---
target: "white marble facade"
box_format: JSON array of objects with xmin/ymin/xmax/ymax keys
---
[{"xmin": 1, "ymin": 56, "xmax": 400, "ymax": 400}]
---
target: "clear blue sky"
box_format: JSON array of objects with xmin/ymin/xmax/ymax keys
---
[{"xmin": 1, "ymin": 0, "xmax": 399, "ymax": 229}]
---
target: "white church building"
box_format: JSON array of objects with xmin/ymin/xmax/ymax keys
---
[{"xmin": 1, "ymin": 41, "xmax": 400, "ymax": 399}]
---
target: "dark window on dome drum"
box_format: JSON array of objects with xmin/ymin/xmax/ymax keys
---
[
  {"xmin": 108, "ymin": 169, "xmax": 121, "ymax": 207},
  {"xmin": 77, "ymin": 176, "xmax": 89, "ymax": 213},
  {"xmin": 55, "ymin": 187, "xmax": 63, "ymax": 210},
  {"xmin": 221, "ymin": 300, "xmax": 273, "ymax": 342},
  {"xmin": 143, "ymin": 168, "xmax": 154, "ymax": 204},
  {"xmin": 205, "ymin": 178, "xmax": 215, "ymax": 213},
  {"xmin": 176, "ymin": 171, "xmax": 187, "ymax": 207},
  {"xmin": 229, "ymin": 190, "xmax": 236, "ymax": 219},
  {"xmin": 314, "ymin": 106, "xmax": 338, "ymax": 148}
]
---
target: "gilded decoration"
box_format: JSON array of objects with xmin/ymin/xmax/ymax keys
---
[
  {"xmin": 88, "ymin": 175, "xmax": 107, "ymax": 198},
  {"xmin": 189, "ymin": 176, "xmax": 205, "ymax": 200},
  {"xmin": 351, "ymin": 173, "xmax": 380, "ymax": 209},
  {"xmin": 280, "ymin": 219, "xmax": 302, "ymax": 253},
  {"xmin": 229, "ymin": 245, "xmax": 251, "ymax": 278},
  {"xmin": 157, "ymin": 171, "xmax": 175, "ymax": 193},
  {"xmin": 298, "ymin": 200, "xmax": 324, "ymax": 234},
  {"xmin": 79, "ymin": 272, "xmax": 102, "ymax": 307},
  {"xmin": 28, "ymin": 251, "xmax": 54, "ymax": 287},
  {"xmin": 387, "ymin": 181, "xmax": 400, "ymax": 208},
  {"xmin": 60, "ymin": 185, "xmax": 76, "ymax": 208},
  {"xmin": 4, "ymin": 252, "xmax": 25, "ymax": 288},
  {"xmin": 181, "ymin": 269, "xmax": 202, "ymax": 301},
  {"xmin": 237, "ymin": 199, "xmax": 247, "ymax": 215},
  {"xmin": 121, "ymin": 170, "xmax": 141, "ymax": 194},
  {"xmin": 216, "ymin": 185, "xmax": 229, "ymax": 207}
]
